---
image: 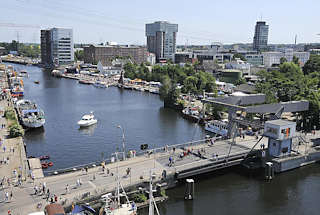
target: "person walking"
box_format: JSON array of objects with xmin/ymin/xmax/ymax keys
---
[
  {"xmin": 65, "ymin": 184, "xmax": 69, "ymax": 194},
  {"xmin": 42, "ymin": 184, "xmax": 46, "ymax": 194},
  {"xmin": 5, "ymin": 191, "xmax": 9, "ymax": 202}
]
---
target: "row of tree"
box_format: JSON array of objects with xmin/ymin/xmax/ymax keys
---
[
  {"xmin": 256, "ymin": 55, "xmax": 320, "ymax": 129},
  {"xmin": 124, "ymin": 62, "xmax": 216, "ymax": 95},
  {"xmin": 0, "ymin": 41, "xmax": 40, "ymax": 58}
]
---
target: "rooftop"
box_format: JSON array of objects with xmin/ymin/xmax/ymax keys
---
[{"xmin": 265, "ymin": 119, "xmax": 296, "ymax": 126}]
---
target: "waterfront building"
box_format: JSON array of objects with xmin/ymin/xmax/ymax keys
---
[
  {"xmin": 263, "ymin": 49, "xmax": 310, "ymax": 67},
  {"xmin": 146, "ymin": 21, "xmax": 178, "ymax": 62},
  {"xmin": 83, "ymin": 44, "xmax": 148, "ymax": 66},
  {"xmin": 41, "ymin": 28, "xmax": 74, "ymax": 67},
  {"xmin": 253, "ymin": 21, "xmax": 269, "ymax": 51}
]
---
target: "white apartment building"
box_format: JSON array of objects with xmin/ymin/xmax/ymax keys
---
[{"xmin": 263, "ymin": 49, "xmax": 310, "ymax": 67}]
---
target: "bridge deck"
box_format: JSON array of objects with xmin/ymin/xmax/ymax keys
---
[{"xmin": 0, "ymin": 135, "xmax": 273, "ymax": 214}]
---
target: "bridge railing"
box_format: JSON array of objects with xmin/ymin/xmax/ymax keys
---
[{"xmin": 43, "ymin": 138, "xmax": 218, "ymax": 176}]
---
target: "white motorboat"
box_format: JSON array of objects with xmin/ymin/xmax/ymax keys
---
[{"xmin": 77, "ymin": 112, "xmax": 98, "ymax": 127}]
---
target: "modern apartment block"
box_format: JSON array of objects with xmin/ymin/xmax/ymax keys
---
[
  {"xmin": 83, "ymin": 44, "xmax": 148, "ymax": 66},
  {"xmin": 40, "ymin": 28, "xmax": 74, "ymax": 67},
  {"xmin": 253, "ymin": 21, "xmax": 269, "ymax": 51},
  {"xmin": 146, "ymin": 21, "xmax": 178, "ymax": 62},
  {"xmin": 263, "ymin": 49, "xmax": 310, "ymax": 67}
]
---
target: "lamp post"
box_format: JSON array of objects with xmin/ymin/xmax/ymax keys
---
[{"xmin": 117, "ymin": 125, "xmax": 126, "ymax": 160}]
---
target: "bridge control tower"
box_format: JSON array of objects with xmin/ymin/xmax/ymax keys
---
[{"xmin": 263, "ymin": 119, "xmax": 296, "ymax": 157}]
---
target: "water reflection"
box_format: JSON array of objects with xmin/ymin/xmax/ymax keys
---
[
  {"xmin": 24, "ymin": 127, "xmax": 45, "ymax": 142},
  {"xmin": 78, "ymin": 124, "xmax": 97, "ymax": 136}
]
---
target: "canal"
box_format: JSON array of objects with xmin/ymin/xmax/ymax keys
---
[
  {"xmin": 7, "ymin": 64, "xmax": 206, "ymax": 171},
  {"xmin": 7, "ymin": 63, "xmax": 320, "ymax": 215}
]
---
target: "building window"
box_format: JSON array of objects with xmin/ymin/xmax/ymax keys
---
[{"xmin": 267, "ymin": 127, "xmax": 278, "ymax": 135}]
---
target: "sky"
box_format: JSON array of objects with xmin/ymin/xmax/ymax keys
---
[{"xmin": 0, "ymin": 0, "xmax": 319, "ymax": 45}]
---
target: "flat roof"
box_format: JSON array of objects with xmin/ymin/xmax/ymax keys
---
[{"xmin": 265, "ymin": 119, "xmax": 296, "ymax": 126}]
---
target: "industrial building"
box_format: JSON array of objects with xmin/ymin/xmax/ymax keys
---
[{"xmin": 83, "ymin": 44, "xmax": 148, "ymax": 66}]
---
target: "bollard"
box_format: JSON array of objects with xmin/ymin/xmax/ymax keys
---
[
  {"xmin": 184, "ymin": 179, "xmax": 194, "ymax": 200},
  {"xmin": 265, "ymin": 162, "xmax": 274, "ymax": 181}
]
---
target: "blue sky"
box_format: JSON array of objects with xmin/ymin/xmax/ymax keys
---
[{"xmin": 1, "ymin": 0, "xmax": 319, "ymax": 45}]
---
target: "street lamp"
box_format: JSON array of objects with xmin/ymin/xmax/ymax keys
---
[{"xmin": 117, "ymin": 125, "xmax": 126, "ymax": 160}]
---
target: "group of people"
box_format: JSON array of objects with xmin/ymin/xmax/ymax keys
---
[{"xmin": 33, "ymin": 182, "xmax": 48, "ymax": 196}]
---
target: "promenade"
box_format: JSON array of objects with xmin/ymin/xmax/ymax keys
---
[{"xmin": 0, "ymin": 133, "xmax": 265, "ymax": 214}]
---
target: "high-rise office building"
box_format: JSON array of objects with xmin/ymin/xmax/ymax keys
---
[
  {"xmin": 253, "ymin": 21, "xmax": 269, "ymax": 51},
  {"xmin": 41, "ymin": 28, "xmax": 74, "ymax": 67},
  {"xmin": 146, "ymin": 21, "xmax": 178, "ymax": 62}
]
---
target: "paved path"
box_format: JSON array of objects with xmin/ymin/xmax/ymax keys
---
[{"xmin": 0, "ymin": 134, "xmax": 265, "ymax": 215}]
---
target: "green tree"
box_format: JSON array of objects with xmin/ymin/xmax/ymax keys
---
[
  {"xmin": 234, "ymin": 78, "xmax": 247, "ymax": 86},
  {"xmin": 303, "ymin": 55, "xmax": 320, "ymax": 75},
  {"xmin": 232, "ymin": 53, "xmax": 246, "ymax": 61},
  {"xmin": 74, "ymin": 50, "xmax": 84, "ymax": 61},
  {"xmin": 256, "ymin": 62, "xmax": 320, "ymax": 128},
  {"xmin": 183, "ymin": 76, "xmax": 198, "ymax": 94},
  {"xmin": 280, "ymin": 57, "xmax": 287, "ymax": 64},
  {"xmin": 292, "ymin": 55, "xmax": 299, "ymax": 65}
]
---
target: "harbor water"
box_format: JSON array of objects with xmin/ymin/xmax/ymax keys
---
[
  {"xmin": 7, "ymin": 64, "xmax": 206, "ymax": 171},
  {"xmin": 7, "ymin": 63, "xmax": 320, "ymax": 215}
]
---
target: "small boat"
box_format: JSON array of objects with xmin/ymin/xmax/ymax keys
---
[
  {"xmin": 20, "ymin": 70, "xmax": 27, "ymax": 74},
  {"xmin": 48, "ymin": 162, "xmax": 53, "ymax": 167},
  {"xmin": 51, "ymin": 69, "xmax": 63, "ymax": 77},
  {"xmin": 94, "ymin": 81, "xmax": 108, "ymax": 88},
  {"xmin": 39, "ymin": 155, "xmax": 50, "ymax": 160},
  {"xmin": 79, "ymin": 79, "xmax": 94, "ymax": 85},
  {"xmin": 34, "ymin": 81, "xmax": 40, "ymax": 84},
  {"xmin": 77, "ymin": 112, "xmax": 98, "ymax": 127}
]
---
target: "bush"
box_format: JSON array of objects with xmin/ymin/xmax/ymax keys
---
[
  {"xmin": 8, "ymin": 123, "xmax": 24, "ymax": 138},
  {"xmin": 132, "ymin": 193, "xmax": 147, "ymax": 203},
  {"xmin": 4, "ymin": 108, "xmax": 16, "ymax": 121},
  {"xmin": 160, "ymin": 189, "xmax": 167, "ymax": 198}
]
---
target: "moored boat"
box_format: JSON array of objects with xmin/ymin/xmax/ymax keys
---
[
  {"xmin": 94, "ymin": 81, "xmax": 108, "ymax": 88},
  {"xmin": 79, "ymin": 79, "xmax": 94, "ymax": 85},
  {"xmin": 205, "ymin": 120, "xmax": 228, "ymax": 137},
  {"xmin": 16, "ymin": 99, "xmax": 45, "ymax": 128}
]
